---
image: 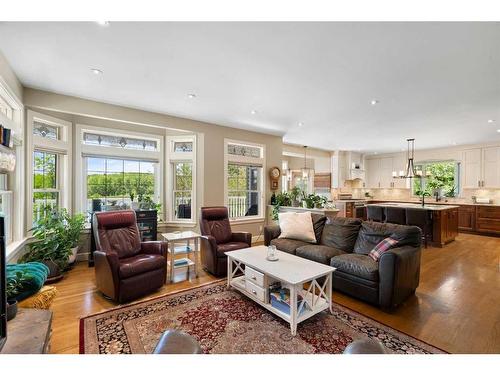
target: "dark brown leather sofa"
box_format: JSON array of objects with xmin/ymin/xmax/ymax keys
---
[
  {"xmin": 199, "ymin": 206, "xmax": 252, "ymax": 277},
  {"xmin": 264, "ymin": 215, "xmax": 422, "ymax": 309},
  {"xmin": 93, "ymin": 210, "xmax": 167, "ymax": 303}
]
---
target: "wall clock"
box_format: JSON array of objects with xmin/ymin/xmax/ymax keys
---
[{"xmin": 269, "ymin": 167, "xmax": 281, "ymax": 190}]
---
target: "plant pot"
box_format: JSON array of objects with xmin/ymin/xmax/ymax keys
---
[
  {"xmin": 42, "ymin": 260, "xmax": 64, "ymax": 284},
  {"xmin": 6, "ymin": 300, "xmax": 18, "ymax": 321},
  {"xmin": 68, "ymin": 246, "xmax": 79, "ymax": 265}
]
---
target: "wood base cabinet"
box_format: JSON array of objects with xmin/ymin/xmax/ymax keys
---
[
  {"xmin": 458, "ymin": 205, "xmax": 476, "ymax": 231},
  {"xmin": 476, "ymin": 206, "xmax": 500, "ymax": 235},
  {"xmin": 432, "ymin": 207, "xmax": 459, "ymax": 247}
]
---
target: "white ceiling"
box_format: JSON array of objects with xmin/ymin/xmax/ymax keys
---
[{"xmin": 0, "ymin": 22, "xmax": 499, "ymax": 153}]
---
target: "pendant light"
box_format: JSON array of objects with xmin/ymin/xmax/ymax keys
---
[
  {"xmin": 393, "ymin": 138, "xmax": 421, "ymax": 179},
  {"xmin": 301, "ymin": 146, "xmax": 314, "ymax": 179}
]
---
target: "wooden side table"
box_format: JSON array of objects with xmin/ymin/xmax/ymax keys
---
[
  {"xmin": 161, "ymin": 231, "xmax": 201, "ymax": 283},
  {"xmin": 1, "ymin": 308, "xmax": 53, "ymax": 354}
]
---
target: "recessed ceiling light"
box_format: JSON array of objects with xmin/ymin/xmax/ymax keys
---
[
  {"xmin": 251, "ymin": 110, "xmax": 258, "ymax": 115},
  {"xmin": 373, "ymin": 151, "xmax": 378, "ymax": 155},
  {"xmin": 187, "ymin": 94, "xmax": 196, "ymax": 99},
  {"xmin": 497, "ymin": 129, "xmax": 500, "ymax": 133},
  {"xmin": 370, "ymin": 99, "xmax": 379, "ymax": 106},
  {"xmin": 488, "ymin": 119, "xmax": 495, "ymax": 123},
  {"xmin": 451, "ymin": 141, "xmax": 457, "ymax": 145},
  {"xmin": 298, "ymin": 122, "xmax": 304, "ymax": 127},
  {"xmin": 96, "ymin": 21, "xmax": 110, "ymax": 26},
  {"xmin": 90, "ymin": 68, "xmax": 103, "ymax": 75}
]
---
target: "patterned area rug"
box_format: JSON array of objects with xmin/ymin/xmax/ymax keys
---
[{"xmin": 80, "ymin": 281, "xmax": 444, "ymax": 354}]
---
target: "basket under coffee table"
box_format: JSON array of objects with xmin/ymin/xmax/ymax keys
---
[{"xmin": 227, "ymin": 245, "xmax": 336, "ymax": 336}]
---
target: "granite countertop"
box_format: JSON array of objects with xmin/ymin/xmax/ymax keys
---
[
  {"xmin": 366, "ymin": 202, "xmax": 460, "ymax": 211},
  {"xmin": 269, "ymin": 205, "xmax": 340, "ymax": 212}
]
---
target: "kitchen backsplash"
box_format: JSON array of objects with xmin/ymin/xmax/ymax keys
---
[{"xmin": 349, "ymin": 188, "xmax": 500, "ymax": 204}]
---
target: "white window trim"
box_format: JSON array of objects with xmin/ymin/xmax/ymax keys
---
[
  {"xmin": 165, "ymin": 135, "xmax": 197, "ymax": 225},
  {"xmin": 74, "ymin": 124, "xmax": 164, "ymax": 219},
  {"xmin": 26, "ymin": 110, "xmax": 72, "ymax": 227},
  {"xmin": 224, "ymin": 138, "xmax": 266, "ymax": 223},
  {"xmin": 0, "ymin": 76, "xmax": 23, "ymax": 250}
]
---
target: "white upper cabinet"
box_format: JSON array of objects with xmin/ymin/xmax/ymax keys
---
[
  {"xmin": 482, "ymin": 146, "xmax": 500, "ymax": 188},
  {"xmin": 379, "ymin": 157, "xmax": 394, "ymax": 188},
  {"xmin": 463, "ymin": 149, "xmax": 482, "ymax": 188},
  {"xmin": 462, "ymin": 147, "xmax": 500, "ymax": 189},
  {"xmin": 365, "ymin": 158, "xmax": 380, "ymax": 188},
  {"xmin": 391, "ymin": 154, "xmax": 409, "ymax": 189}
]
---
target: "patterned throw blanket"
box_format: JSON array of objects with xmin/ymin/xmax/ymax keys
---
[{"xmin": 6, "ymin": 262, "xmax": 49, "ymax": 301}]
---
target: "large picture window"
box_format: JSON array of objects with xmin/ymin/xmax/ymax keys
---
[
  {"xmin": 85, "ymin": 157, "xmax": 158, "ymax": 215},
  {"xmin": 32, "ymin": 150, "xmax": 59, "ymax": 223},
  {"xmin": 413, "ymin": 161, "xmax": 460, "ymax": 198}
]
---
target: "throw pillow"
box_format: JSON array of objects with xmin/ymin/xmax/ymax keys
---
[
  {"xmin": 278, "ymin": 211, "xmax": 316, "ymax": 243},
  {"xmin": 368, "ymin": 236, "xmax": 400, "ymax": 262}
]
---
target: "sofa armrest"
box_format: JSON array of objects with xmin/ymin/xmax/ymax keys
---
[
  {"xmin": 264, "ymin": 225, "xmax": 281, "ymax": 246},
  {"xmin": 378, "ymin": 245, "xmax": 421, "ymax": 309},
  {"xmin": 231, "ymin": 232, "xmax": 252, "ymax": 246},
  {"xmin": 141, "ymin": 241, "xmax": 167, "ymax": 256}
]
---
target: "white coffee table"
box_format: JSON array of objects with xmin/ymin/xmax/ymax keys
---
[
  {"xmin": 227, "ymin": 246, "xmax": 336, "ymax": 336},
  {"xmin": 161, "ymin": 231, "xmax": 201, "ymax": 283}
]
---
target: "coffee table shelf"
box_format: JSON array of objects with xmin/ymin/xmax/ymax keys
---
[{"xmin": 227, "ymin": 246, "xmax": 335, "ymax": 336}]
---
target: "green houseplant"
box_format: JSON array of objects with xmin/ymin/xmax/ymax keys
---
[
  {"xmin": 5, "ymin": 270, "xmax": 30, "ymax": 321},
  {"xmin": 20, "ymin": 207, "xmax": 78, "ymax": 281},
  {"xmin": 271, "ymin": 192, "xmax": 292, "ymax": 221},
  {"xmin": 66, "ymin": 212, "xmax": 86, "ymax": 266}
]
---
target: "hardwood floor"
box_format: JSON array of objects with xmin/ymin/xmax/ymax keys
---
[{"xmin": 48, "ymin": 233, "xmax": 500, "ymax": 354}]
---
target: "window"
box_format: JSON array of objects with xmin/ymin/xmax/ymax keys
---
[
  {"xmin": 75, "ymin": 124, "xmax": 163, "ymax": 221},
  {"xmin": 85, "ymin": 157, "xmax": 158, "ymax": 217},
  {"xmin": 27, "ymin": 111, "xmax": 72, "ymax": 228},
  {"xmin": 166, "ymin": 135, "xmax": 196, "ymax": 223},
  {"xmin": 225, "ymin": 140, "xmax": 265, "ymax": 220},
  {"xmin": 173, "ymin": 162, "xmax": 193, "ymax": 219},
  {"xmin": 413, "ymin": 161, "xmax": 460, "ymax": 197},
  {"xmin": 227, "ymin": 164, "xmax": 262, "ymax": 218},
  {"xmin": 33, "ymin": 151, "xmax": 59, "ymax": 222}
]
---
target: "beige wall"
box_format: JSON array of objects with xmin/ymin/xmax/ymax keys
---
[
  {"xmin": 24, "ymin": 88, "xmax": 283, "ymax": 242},
  {"xmin": 283, "ymin": 143, "xmax": 331, "ymax": 173},
  {"xmin": 0, "ymin": 50, "xmax": 23, "ymax": 102}
]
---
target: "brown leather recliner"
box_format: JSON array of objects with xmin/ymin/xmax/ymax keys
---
[
  {"xmin": 93, "ymin": 210, "xmax": 167, "ymax": 303},
  {"xmin": 199, "ymin": 206, "xmax": 252, "ymax": 277}
]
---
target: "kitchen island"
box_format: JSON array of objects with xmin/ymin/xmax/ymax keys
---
[{"xmin": 367, "ymin": 202, "xmax": 459, "ymax": 247}]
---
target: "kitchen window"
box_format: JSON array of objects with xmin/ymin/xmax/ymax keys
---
[
  {"xmin": 224, "ymin": 139, "xmax": 265, "ymax": 221},
  {"xmin": 413, "ymin": 161, "xmax": 461, "ymax": 198}
]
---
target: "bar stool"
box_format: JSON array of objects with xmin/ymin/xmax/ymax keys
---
[
  {"xmin": 384, "ymin": 207, "xmax": 406, "ymax": 225},
  {"xmin": 406, "ymin": 208, "xmax": 432, "ymax": 248},
  {"xmin": 367, "ymin": 206, "xmax": 385, "ymax": 222}
]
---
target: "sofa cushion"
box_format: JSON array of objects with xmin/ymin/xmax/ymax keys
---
[
  {"xmin": 353, "ymin": 221, "xmax": 422, "ymax": 255},
  {"xmin": 311, "ymin": 214, "xmax": 328, "ymax": 243},
  {"xmin": 296, "ymin": 245, "xmax": 346, "ymax": 265},
  {"xmin": 216, "ymin": 242, "xmax": 250, "ymax": 256},
  {"xmin": 330, "ymin": 254, "xmax": 379, "ymax": 281},
  {"xmin": 320, "ymin": 217, "xmax": 362, "ymax": 252},
  {"xmin": 270, "ymin": 238, "xmax": 308, "ymax": 255},
  {"xmin": 119, "ymin": 254, "xmax": 166, "ymax": 279},
  {"xmin": 278, "ymin": 211, "xmax": 316, "ymax": 243}
]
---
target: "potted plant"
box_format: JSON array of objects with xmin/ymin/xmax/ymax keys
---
[
  {"xmin": 6, "ymin": 270, "xmax": 30, "ymax": 321},
  {"xmin": 289, "ymin": 186, "xmax": 301, "ymax": 207},
  {"xmin": 20, "ymin": 207, "xmax": 73, "ymax": 282},
  {"xmin": 271, "ymin": 192, "xmax": 292, "ymax": 221},
  {"xmin": 66, "ymin": 212, "xmax": 86, "ymax": 267}
]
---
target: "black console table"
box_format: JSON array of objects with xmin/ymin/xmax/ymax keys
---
[{"xmin": 88, "ymin": 209, "xmax": 158, "ymax": 266}]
